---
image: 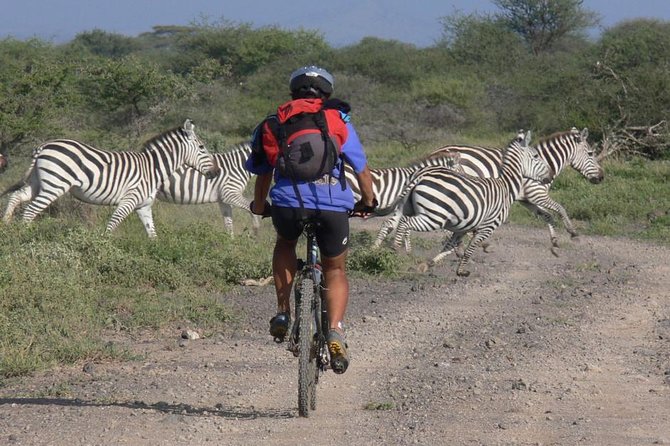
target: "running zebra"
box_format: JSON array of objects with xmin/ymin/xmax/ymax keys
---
[
  {"xmin": 344, "ymin": 151, "xmax": 464, "ymax": 214},
  {"xmin": 157, "ymin": 142, "xmax": 261, "ymax": 236},
  {"xmin": 375, "ymin": 127, "xmax": 604, "ymax": 254},
  {"xmin": 2, "ymin": 119, "xmax": 219, "ymax": 238},
  {"xmin": 392, "ymin": 131, "xmax": 553, "ymax": 276}
]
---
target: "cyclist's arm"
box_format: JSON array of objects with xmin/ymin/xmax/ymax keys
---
[
  {"xmin": 252, "ymin": 171, "xmax": 273, "ymax": 215},
  {"xmin": 355, "ymin": 165, "xmax": 375, "ymax": 207}
]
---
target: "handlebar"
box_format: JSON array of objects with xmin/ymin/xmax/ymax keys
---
[{"xmin": 251, "ymin": 198, "xmax": 378, "ymax": 220}]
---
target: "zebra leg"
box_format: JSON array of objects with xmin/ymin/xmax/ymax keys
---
[
  {"xmin": 217, "ymin": 201, "xmax": 234, "ymax": 236},
  {"xmin": 394, "ymin": 214, "xmax": 443, "ymax": 252},
  {"xmin": 374, "ymin": 213, "xmax": 402, "ymax": 248},
  {"xmin": 135, "ymin": 205, "xmax": 157, "ymax": 238},
  {"xmin": 455, "ymin": 229, "xmax": 494, "ymax": 277},
  {"xmin": 21, "ymin": 182, "xmax": 72, "ymax": 223},
  {"xmin": 392, "ymin": 216, "xmax": 411, "ymax": 251},
  {"xmin": 522, "ymin": 202, "xmax": 561, "ymax": 252},
  {"xmin": 430, "ymin": 232, "xmax": 464, "ymax": 266},
  {"xmin": 543, "ymin": 199, "xmax": 578, "ymax": 238},
  {"xmin": 251, "ymin": 214, "xmax": 261, "ymax": 235},
  {"xmin": 3, "ymin": 185, "xmax": 34, "ymax": 223},
  {"xmin": 107, "ymin": 193, "xmax": 142, "ymax": 235}
]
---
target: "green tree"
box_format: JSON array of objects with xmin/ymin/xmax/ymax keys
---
[
  {"xmin": 0, "ymin": 39, "xmax": 75, "ymax": 155},
  {"xmin": 590, "ymin": 19, "xmax": 670, "ymax": 159},
  {"xmin": 176, "ymin": 20, "xmax": 331, "ymax": 80},
  {"xmin": 438, "ymin": 12, "xmax": 526, "ymax": 74},
  {"xmin": 79, "ymin": 55, "xmax": 188, "ymax": 134},
  {"xmin": 493, "ymin": 0, "xmax": 599, "ymax": 54},
  {"xmin": 69, "ymin": 29, "xmax": 140, "ymax": 58}
]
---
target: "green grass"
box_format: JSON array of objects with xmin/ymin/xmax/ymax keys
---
[
  {"xmin": 509, "ymin": 158, "xmax": 670, "ymax": 244},
  {"xmin": 0, "ymin": 208, "xmax": 271, "ymax": 378}
]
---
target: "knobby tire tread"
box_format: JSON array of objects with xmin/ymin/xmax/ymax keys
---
[
  {"xmin": 310, "ymin": 291, "xmax": 322, "ymax": 411},
  {"xmin": 298, "ymin": 276, "xmax": 317, "ymax": 417}
]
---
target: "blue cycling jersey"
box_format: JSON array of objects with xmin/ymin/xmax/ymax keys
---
[{"xmin": 246, "ymin": 121, "xmax": 369, "ymax": 212}]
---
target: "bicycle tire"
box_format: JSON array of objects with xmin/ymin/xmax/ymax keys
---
[
  {"xmin": 309, "ymin": 290, "xmax": 322, "ymax": 411},
  {"xmin": 297, "ymin": 275, "xmax": 317, "ymax": 417}
]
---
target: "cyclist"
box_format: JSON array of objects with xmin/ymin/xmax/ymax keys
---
[{"xmin": 246, "ymin": 65, "xmax": 377, "ymax": 374}]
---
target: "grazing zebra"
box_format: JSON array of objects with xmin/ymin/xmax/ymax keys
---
[
  {"xmin": 375, "ymin": 127, "xmax": 604, "ymax": 254},
  {"xmin": 2, "ymin": 119, "xmax": 219, "ymax": 237},
  {"xmin": 344, "ymin": 151, "xmax": 464, "ymax": 214},
  {"xmin": 157, "ymin": 142, "xmax": 261, "ymax": 236},
  {"xmin": 392, "ymin": 131, "xmax": 553, "ymax": 276}
]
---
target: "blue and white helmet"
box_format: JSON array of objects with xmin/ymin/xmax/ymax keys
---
[{"xmin": 289, "ymin": 65, "xmax": 334, "ymax": 97}]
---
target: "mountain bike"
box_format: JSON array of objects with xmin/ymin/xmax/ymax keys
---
[
  {"xmin": 286, "ymin": 217, "xmax": 329, "ymax": 418},
  {"xmin": 257, "ymin": 199, "xmax": 377, "ymax": 418}
]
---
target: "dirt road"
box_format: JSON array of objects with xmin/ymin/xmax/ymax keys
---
[{"xmin": 1, "ymin": 222, "xmax": 669, "ymax": 445}]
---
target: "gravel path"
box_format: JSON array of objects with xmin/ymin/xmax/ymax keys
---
[{"xmin": 1, "ymin": 222, "xmax": 669, "ymax": 445}]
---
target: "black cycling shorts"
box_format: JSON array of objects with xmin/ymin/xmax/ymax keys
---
[{"xmin": 271, "ymin": 207, "xmax": 350, "ymax": 258}]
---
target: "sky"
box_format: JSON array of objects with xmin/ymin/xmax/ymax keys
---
[{"xmin": 1, "ymin": 0, "xmax": 669, "ymax": 47}]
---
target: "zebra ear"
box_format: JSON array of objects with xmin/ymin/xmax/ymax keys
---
[
  {"xmin": 182, "ymin": 119, "xmax": 196, "ymax": 140},
  {"xmin": 523, "ymin": 130, "xmax": 532, "ymax": 146},
  {"xmin": 581, "ymin": 128, "xmax": 589, "ymax": 140}
]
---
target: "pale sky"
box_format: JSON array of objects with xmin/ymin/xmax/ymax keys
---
[{"xmin": 1, "ymin": 0, "xmax": 668, "ymax": 47}]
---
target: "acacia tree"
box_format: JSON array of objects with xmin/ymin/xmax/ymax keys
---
[
  {"xmin": 79, "ymin": 55, "xmax": 188, "ymax": 138},
  {"xmin": 493, "ymin": 0, "xmax": 599, "ymax": 54}
]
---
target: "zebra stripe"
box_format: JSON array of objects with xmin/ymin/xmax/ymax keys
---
[
  {"xmin": 376, "ymin": 127, "xmax": 604, "ymax": 252},
  {"xmin": 344, "ymin": 151, "xmax": 463, "ymax": 214},
  {"xmin": 157, "ymin": 142, "xmax": 261, "ymax": 235},
  {"xmin": 427, "ymin": 127, "xmax": 604, "ymax": 252},
  {"xmin": 393, "ymin": 131, "xmax": 552, "ymax": 276},
  {"xmin": 2, "ymin": 119, "xmax": 218, "ymax": 238}
]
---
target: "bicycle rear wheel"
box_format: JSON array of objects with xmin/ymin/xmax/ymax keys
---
[{"xmin": 297, "ymin": 276, "xmax": 318, "ymax": 417}]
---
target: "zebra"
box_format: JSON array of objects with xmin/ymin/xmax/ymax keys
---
[
  {"xmin": 157, "ymin": 142, "xmax": 261, "ymax": 236},
  {"xmin": 391, "ymin": 130, "xmax": 553, "ymax": 276},
  {"xmin": 157, "ymin": 146, "xmax": 461, "ymax": 236},
  {"xmin": 344, "ymin": 150, "xmax": 464, "ymax": 214},
  {"xmin": 375, "ymin": 127, "xmax": 604, "ymax": 254},
  {"xmin": 1, "ymin": 119, "xmax": 219, "ymax": 238}
]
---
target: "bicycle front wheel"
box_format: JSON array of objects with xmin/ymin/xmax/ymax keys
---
[{"xmin": 297, "ymin": 276, "xmax": 318, "ymax": 417}]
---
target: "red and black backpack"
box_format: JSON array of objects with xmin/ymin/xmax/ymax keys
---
[{"xmin": 255, "ymin": 98, "xmax": 349, "ymax": 182}]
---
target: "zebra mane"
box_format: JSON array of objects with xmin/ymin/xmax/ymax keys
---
[
  {"xmin": 221, "ymin": 141, "xmax": 252, "ymax": 154},
  {"xmin": 141, "ymin": 125, "xmax": 185, "ymax": 152},
  {"xmin": 537, "ymin": 129, "xmax": 578, "ymax": 145}
]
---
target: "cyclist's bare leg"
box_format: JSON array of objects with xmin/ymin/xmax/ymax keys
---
[
  {"xmin": 321, "ymin": 250, "xmax": 349, "ymax": 332},
  {"xmin": 273, "ymin": 235, "xmax": 298, "ymax": 314}
]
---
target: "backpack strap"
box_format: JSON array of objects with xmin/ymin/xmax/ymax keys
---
[
  {"xmin": 267, "ymin": 115, "xmax": 307, "ymax": 215},
  {"xmin": 312, "ymin": 109, "xmax": 347, "ymax": 191}
]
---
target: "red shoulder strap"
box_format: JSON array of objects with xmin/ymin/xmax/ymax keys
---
[{"xmin": 323, "ymin": 109, "xmax": 348, "ymax": 149}]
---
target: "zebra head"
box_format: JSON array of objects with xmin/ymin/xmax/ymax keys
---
[
  {"xmin": 568, "ymin": 127, "xmax": 604, "ymax": 184},
  {"xmin": 179, "ymin": 119, "xmax": 220, "ymax": 179},
  {"xmin": 0, "ymin": 153, "xmax": 7, "ymax": 173},
  {"xmin": 513, "ymin": 130, "xmax": 553, "ymax": 185}
]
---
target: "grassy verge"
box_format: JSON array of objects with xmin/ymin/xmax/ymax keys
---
[
  {"xmin": 509, "ymin": 158, "xmax": 670, "ymax": 244},
  {"xmin": 0, "ymin": 208, "xmax": 271, "ymax": 378}
]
